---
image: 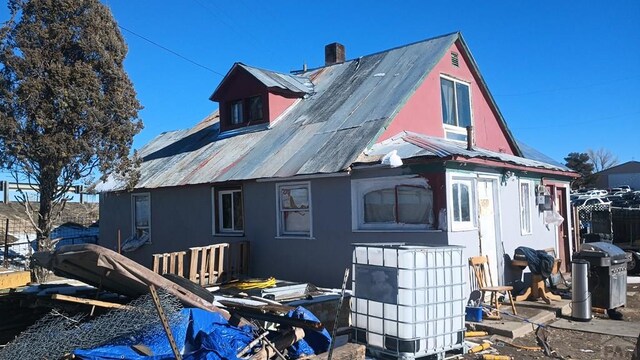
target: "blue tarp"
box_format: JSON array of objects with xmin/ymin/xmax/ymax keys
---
[
  {"xmin": 286, "ymin": 306, "xmax": 331, "ymax": 359},
  {"xmin": 73, "ymin": 308, "xmax": 254, "ymax": 360}
]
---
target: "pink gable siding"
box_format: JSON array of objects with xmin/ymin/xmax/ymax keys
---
[{"xmin": 379, "ymin": 41, "xmax": 516, "ymax": 155}]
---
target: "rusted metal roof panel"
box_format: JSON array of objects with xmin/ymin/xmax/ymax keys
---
[
  {"xmin": 239, "ymin": 63, "xmax": 314, "ymax": 95},
  {"xmin": 97, "ymin": 33, "xmax": 463, "ymax": 192},
  {"xmin": 359, "ymin": 131, "xmax": 572, "ymax": 173}
]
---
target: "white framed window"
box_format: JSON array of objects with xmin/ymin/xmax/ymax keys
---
[
  {"xmin": 131, "ymin": 193, "xmax": 150, "ymax": 238},
  {"xmin": 519, "ymin": 180, "xmax": 533, "ymax": 235},
  {"xmin": 440, "ymin": 75, "xmax": 472, "ymax": 141},
  {"xmin": 449, "ymin": 175, "xmax": 476, "ymax": 231},
  {"xmin": 351, "ymin": 176, "xmax": 434, "ymax": 231},
  {"xmin": 217, "ymin": 188, "xmax": 244, "ymax": 233},
  {"xmin": 276, "ymin": 182, "xmax": 312, "ymax": 238}
]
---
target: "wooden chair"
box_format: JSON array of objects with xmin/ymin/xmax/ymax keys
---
[{"xmin": 469, "ymin": 256, "xmax": 517, "ymax": 319}]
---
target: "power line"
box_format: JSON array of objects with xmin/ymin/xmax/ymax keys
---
[
  {"xmin": 118, "ymin": 24, "xmax": 225, "ymax": 77},
  {"xmin": 496, "ymin": 75, "xmax": 640, "ymax": 97},
  {"xmin": 511, "ymin": 110, "xmax": 640, "ymax": 130}
]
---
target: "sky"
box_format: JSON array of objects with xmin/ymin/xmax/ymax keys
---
[{"xmin": 1, "ymin": 1, "xmax": 639, "ymax": 171}]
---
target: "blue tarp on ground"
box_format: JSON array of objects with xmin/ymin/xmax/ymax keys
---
[
  {"xmin": 73, "ymin": 308, "xmax": 254, "ymax": 360},
  {"xmin": 286, "ymin": 306, "xmax": 331, "ymax": 359}
]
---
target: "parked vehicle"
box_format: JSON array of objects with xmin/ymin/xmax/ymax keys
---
[
  {"xmin": 573, "ymin": 197, "xmax": 609, "ymax": 207},
  {"xmin": 620, "ymin": 185, "xmax": 632, "ymax": 192}
]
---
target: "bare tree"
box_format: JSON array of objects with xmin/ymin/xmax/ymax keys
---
[{"xmin": 587, "ymin": 148, "xmax": 619, "ymax": 173}]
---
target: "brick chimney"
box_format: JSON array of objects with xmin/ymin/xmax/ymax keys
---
[{"xmin": 325, "ymin": 42, "xmax": 345, "ymax": 66}]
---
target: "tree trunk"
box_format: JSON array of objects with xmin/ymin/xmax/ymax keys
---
[{"xmin": 32, "ymin": 168, "xmax": 59, "ymax": 283}]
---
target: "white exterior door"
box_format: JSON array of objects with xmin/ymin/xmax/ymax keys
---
[{"xmin": 477, "ymin": 178, "xmax": 500, "ymax": 285}]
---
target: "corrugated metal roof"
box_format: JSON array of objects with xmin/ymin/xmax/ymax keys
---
[
  {"xmin": 238, "ymin": 64, "xmax": 314, "ymax": 95},
  {"xmin": 357, "ymin": 131, "xmax": 573, "ymax": 173},
  {"xmin": 97, "ymin": 33, "xmax": 461, "ymax": 191}
]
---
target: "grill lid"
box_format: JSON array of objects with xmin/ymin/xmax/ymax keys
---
[{"xmin": 579, "ymin": 242, "xmax": 627, "ymax": 259}]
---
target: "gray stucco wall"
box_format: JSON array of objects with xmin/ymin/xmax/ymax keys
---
[
  {"xmin": 245, "ymin": 174, "xmax": 447, "ymax": 288},
  {"xmin": 100, "ymin": 171, "xmax": 448, "ymax": 288},
  {"xmin": 99, "ymin": 167, "xmax": 570, "ymax": 290}
]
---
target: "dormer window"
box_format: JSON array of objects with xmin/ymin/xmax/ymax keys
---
[
  {"xmin": 228, "ymin": 96, "xmax": 264, "ymax": 127},
  {"xmin": 248, "ymin": 96, "xmax": 263, "ymax": 121},
  {"xmin": 231, "ymin": 100, "xmax": 244, "ymax": 124}
]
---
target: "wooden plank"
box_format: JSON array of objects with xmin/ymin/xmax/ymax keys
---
[
  {"xmin": 152, "ymin": 254, "xmax": 160, "ymax": 274},
  {"xmin": 199, "ymin": 248, "xmax": 207, "ymax": 286},
  {"xmin": 51, "ymin": 294, "xmax": 133, "ymax": 310},
  {"xmin": 169, "ymin": 253, "xmax": 177, "ymax": 275},
  {"xmin": 0, "ymin": 270, "xmax": 30, "ymax": 289},
  {"xmin": 189, "ymin": 248, "xmax": 199, "ymax": 282},
  {"xmin": 208, "ymin": 246, "xmax": 216, "ymax": 286},
  {"xmin": 161, "ymin": 254, "xmax": 168, "ymax": 274},
  {"xmin": 177, "ymin": 251, "xmax": 185, "ymax": 277}
]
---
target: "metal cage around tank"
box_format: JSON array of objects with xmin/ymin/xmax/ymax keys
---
[{"xmin": 351, "ymin": 243, "xmax": 466, "ymax": 359}]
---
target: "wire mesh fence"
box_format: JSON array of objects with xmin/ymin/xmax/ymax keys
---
[{"xmin": 1, "ymin": 214, "xmax": 99, "ymax": 269}]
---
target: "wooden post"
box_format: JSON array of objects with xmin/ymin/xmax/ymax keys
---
[
  {"xmin": 3, "ymin": 219, "xmax": 9, "ymax": 268},
  {"xmin": 2, "ymin": 181, "xmax": 8, "ymax": 204},
  {"xmin": 117, "ymin": 229, "xmax": 121, "ymax": 254},
  {"xmin": 148, "ymin": 284, "xmax": 182, "ymax": 360}
]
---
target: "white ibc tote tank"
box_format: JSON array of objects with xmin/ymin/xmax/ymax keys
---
[{"xmin": 351, "ymin": 243, "xmax": 466, "ymax": 359}]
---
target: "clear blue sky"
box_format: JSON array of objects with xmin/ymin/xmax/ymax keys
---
[{"xmin": 1, "ymin": 1, "xmax": 639, "ymax": 167}]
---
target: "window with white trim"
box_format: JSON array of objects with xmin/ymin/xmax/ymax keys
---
[
  {"xmin": 277, "ymin": 182, "xmax": 312, "ymax": 237},
  {"xmin": 450, "ymin": 177, "xmax": 476, "ymax": 230},
  {"xmin": 132, "ymin": 193, "xmax": 150, "ymax": 238},
  {"xmin": 352, "ymin": 177, "xmax": 434, "ymax": 231},
  {"xmin": 441, "ymin": 76, "xmax": 472, "ymax": 141},
  {"xmin": 217, "ymin": 188, "xmax": 244, "ymax": 233},
  {"xmin": 519, "ymin": 180, "xmax": 533, "ymax": 235}
]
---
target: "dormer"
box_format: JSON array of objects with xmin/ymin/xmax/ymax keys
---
[{"xmin": 210, "ymin": 63, "xmax": 314, "ymax": 133}]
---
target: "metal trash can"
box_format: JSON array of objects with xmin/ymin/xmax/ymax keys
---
[
  {"xmin": 571, "ymin": 259, "xmax": 591, "ymax": 321},
  {"xmin": 573, "ymin": 242, "xmax": 630, "ymax": 310}
]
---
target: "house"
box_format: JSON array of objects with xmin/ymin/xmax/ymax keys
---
[
  {"xmin": 97, "ymin": 32, "xmax": 577, "ymax": 290},
  {"xmin": 594, "ymin": 161, "xmax": 640, "ymax": 190}
]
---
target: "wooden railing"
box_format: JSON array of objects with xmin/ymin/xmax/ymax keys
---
[{"xmin": 152, "ymin": 241, "xmax": 249, "ymax": 286}]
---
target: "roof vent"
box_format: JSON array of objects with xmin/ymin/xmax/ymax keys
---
[
  {"xmin": 451, "ymin": 52, "xmax": 459, "ymax": 67},
  {"xmin": 325, "ymin": 42, "xmax": 346, "ymax": 66}
]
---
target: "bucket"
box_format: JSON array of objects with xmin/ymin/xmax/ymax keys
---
[{"xmin": 465, "ymin": 306, "xmax": 483, "ymax": 322}]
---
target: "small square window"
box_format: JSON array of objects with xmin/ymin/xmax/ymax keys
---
[{"xmin": 277, "ymin": 183, "xmax": 311, "ymax": 237}]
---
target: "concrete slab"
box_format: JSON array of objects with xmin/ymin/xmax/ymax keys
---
[
  {"xmin": 550, "ymin": 318, "xmax": 640, "ymax": 338},
  {"xmin": 516, "ymin": 299, "xmax": 572, "ymax": 317},
  {"xmin": 469, "ymin": 310, "xmax": 556, "ymax": 338}
]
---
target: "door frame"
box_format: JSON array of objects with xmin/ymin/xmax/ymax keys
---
[
  {"xmin": 543, "ymin": 180, "xmax": 572, "ymax": 272},
  {"xmin": 477, "ymin": 175, "xmax": 504, "ymax": 285}
]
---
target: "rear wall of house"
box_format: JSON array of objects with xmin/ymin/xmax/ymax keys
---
[
  {"xmin": 99, "ymin": 170, "xmax": 449, "ymax": 288},
  {"xmin": 244, "ymin": 172, "xmax": 448, "ymax": 288}
]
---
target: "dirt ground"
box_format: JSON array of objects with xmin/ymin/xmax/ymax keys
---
[{"xmin": 461, "ymin": 283, "xmax": 640, "ymax": 360}]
